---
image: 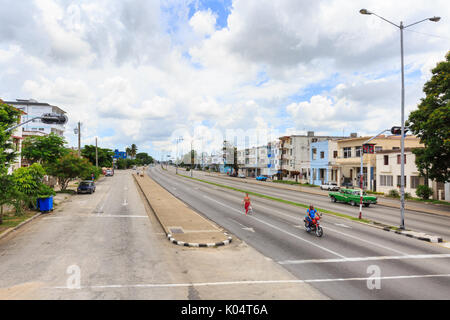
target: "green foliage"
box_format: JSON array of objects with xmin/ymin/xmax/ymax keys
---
[
  {"xmin": 11, "ymin": 163, "xmax": 48, "ymax": 211},
  {"xmin": 0, "ymin": 101, "xmax": 22, "ymax": 174},
  {"xmin": 407, "ymin": 51, "xmax": 450, "ymax": 183},
  {"xmin": 81, "ymin": 145, "xmax": 114, "ymax": 167},
  {"xmin": 21, "ymin": 133, "xmax": 67, "ymax": 165},
  {"xmin": 81, "ymin": 165, "xmax": 103, "ymax": 180},
  {"xmin": 135, "ymin": 152, "xmax": 154, "ymax": 165},
  {"xmin": 46, "ymin": 152, "xmax": 92, "ymax": 190},
  {"xmin": 416, "ymin": 185, "xmax": 433, "ymax": 200},
  {"xmin": 388, "ymin": 189, "xmax": 400, "ymax": 198}
]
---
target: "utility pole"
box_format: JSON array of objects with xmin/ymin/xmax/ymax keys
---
[
  {"xmin": 176, "ymin": 137, "xmax": 183, "ymax": 175},
  {"xmin": 95, "ymin": 137, "xmax": 98, "ymax": 168},
  {"xmin": 78, "ymin": 121, "xmax": 81, "ymax": 157}
]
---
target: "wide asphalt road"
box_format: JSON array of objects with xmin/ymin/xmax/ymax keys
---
[
  {"xmin": 177, "ymin": 168, "xmax": 450, "ymax": 240},
  {"xmin": 0, "ymin": 170, "xmax": 188, "ymax": 299},
  {"xmin": 149, "ymin": 166, "xmax": 450, "ymax": 299}
]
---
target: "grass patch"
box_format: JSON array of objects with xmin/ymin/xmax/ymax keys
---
[
  {"xmin": 0, "ymin": 211, "xmax": 37, "ymax": 234},
  {"xmin": 409, "ymin": 198, "xmax": 450, "ymax": 206},
  {"xmin": 178, "ymin": 174, "xmax": 373, "ymax": 225},
  {"xmin": 272, "ymin": 180, "xmax": 318, "ymax": 187},
  {"xmin": 56, "ymin": 189, "xmax": 76, "ymax": 194}
]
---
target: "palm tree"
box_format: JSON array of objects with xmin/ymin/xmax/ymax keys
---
[
  {"xmin": 125, "ymin": 147, "xmax": 132, "ymax": 159},
  {"xmin": 130, "ymin": 144, "xmax": 138, "ymax": 159}
]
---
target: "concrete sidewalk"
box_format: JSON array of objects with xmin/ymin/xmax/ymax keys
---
[{"xmin": 133, "ymin": 173, "xmax": 231, "ymax": 247}]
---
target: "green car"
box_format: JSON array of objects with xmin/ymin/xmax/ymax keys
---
[{"xmin": 329, "ymin": 188, "xmax": 377, "ymax": 207}]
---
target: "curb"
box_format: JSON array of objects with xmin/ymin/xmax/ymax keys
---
[
  {"xmin": 167, "ymin": 233, "xmax": 233, "ymax": 248},
  {"xmin": 0, "ymin": 212, "xmax": 42, "ymax": 241},
  {"xmin": 133, "ymin": 174, "xmax": 233, "ymax": 248},
  {"xmin": 381, "ymin": 227, "xmax": 443, "ymax": 243}
]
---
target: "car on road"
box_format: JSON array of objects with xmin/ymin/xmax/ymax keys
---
[
  {"xmin": 105, "ymin": 168, "xmax": 114, "ymax": 176},
  {"xmin": 320, "ymin": 182, "xmax": 339, "ymax": 191},
  {"xmin": 238, "ymin": 173, "xmax": 246, "ymax": 178},
  {"xmin": 77, "ymin": 181, "xmax": 96, "ymax": 194},
  {"xmin": 256, "ymin": 175, "xmax": 268, "ymax": 181},
  {"xmin": 329, "ymin": 188, "xmax": 377, "ymax": 207}
]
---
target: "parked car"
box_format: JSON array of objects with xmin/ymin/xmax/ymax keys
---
[
  {"xmin": 329, "ymin": 188, "xmax": 377, "ymax": 207},
  {"xmin": 256, "ymin": 176, "xmax": 268, "ymax": 181},
  {"xmin": 238, "ymin": 173, "xmax": 246, "ymax": 178},
  {"xmin": 77, "ymin": 181, "xmax": 96, "ymax": 194},
  {"xmin": 105, "ymin": 168, "xmax": 114, "ymax": 176},
  {"xmin": 320, "ymin": 182, "xmax": 339, "ymax": 191}
]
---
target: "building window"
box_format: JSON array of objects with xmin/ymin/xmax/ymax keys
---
[
  {"xmin": 343, "ymin": 147, "xmax": 352, "ymax": 158},
  {"xmin": 355, "ymin": 146, "xmax": 362, "ymax": 157},
  {"xmin": 375, "ymin": 146, "xmax": 383, "ymax": 153},
  {"xmin": 397, "ymin": 154, "xmax": 406, "ymax": 164},
  {"xmin": 380, "ymin": 175, "xmax": 393, "ymax": 186},
  {"xmin": 312, "ymin": 148, "xmax": 317, "ymax": 160},
  {"xmin": 320, "ymin": 151, "xmax": 325, "ymax": 159},
  {"xmin": 397, "ymin": 175, "xmax": 407, "ymax": 187},
  {"xmin": 384, "ymin": 155, "xmax": 389, "ymax": 165},
  {"xmin": 410, "ymin": 176, "xmax": 420, "ymax": 189},
  {"xmin": 333, "ymin": 151, "xmax": 338, "ymax": 158}
]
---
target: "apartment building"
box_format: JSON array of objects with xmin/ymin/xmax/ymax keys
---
[
  {"xmin": 278, "ymin": 132, "xmax": 346, "ymax": 183},
  {"xmin": 310, "ymin": 139, "xmax": 339, "ymax": 185},
  {"xmin": 4, "ymin": 99, "xmax": 67, "ymax": 137},
  {"xmin": 2, "ymin": 103, "xmax": 26, "ymax": 174},
  {"xmin": 237, "ymin": 141, "xmax": 280, "ymax": 177},
  {"xmin": 336, "ymin": 135, "xmax": 423, "ymax": 191}
]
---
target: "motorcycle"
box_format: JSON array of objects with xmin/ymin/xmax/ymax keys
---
[{"xmin": 304, "ymin": 213, "xmax": 323, "ymax": 237}]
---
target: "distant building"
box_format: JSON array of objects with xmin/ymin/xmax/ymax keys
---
[
  {"xmin": 4, "ymin": 99, "xmax": 67, "ymax": 137},
  {"xmin": 5, "ymin": 105, "xmax": 26, "ymax": 174}
]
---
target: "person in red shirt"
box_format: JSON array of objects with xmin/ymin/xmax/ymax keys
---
[{"xmin": 243, "ymin": 193, "xmax": 251, "ymax": 215}]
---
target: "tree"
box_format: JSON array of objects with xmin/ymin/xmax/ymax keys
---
[
  {"xmin": 46, "ymin": 152, "xmax": 92, "ymax": 190},
  {"xmin": 407, "ymin": 51, "xmax": 450, "ymax": 184},
  {"xmin": 0, "ymin": 101, "xmax": 22, "ymax": 174},
  {"xmin": 81, "ymin": 145, "xmax": 114, "ymax": 167},
  {"xmin": 22, "ymin": 133, "xmax": 68, "ymax": 165},
  {"xmin": 11, "ymin": 163, "xmax": 54, "ymax": 212},
  {"xmin": 130, "ymin": 144, "xmax": 138, "ymax": 158},
  {"xmin": 135, "ymin": 152, "xmax": 154, "ymax": 165}
]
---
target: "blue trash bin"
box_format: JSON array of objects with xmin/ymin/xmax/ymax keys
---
[{"xmin": 37, "ymin": 196, "xmax": 53, "ymax": 213}]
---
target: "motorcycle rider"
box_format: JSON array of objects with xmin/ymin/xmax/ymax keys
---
[{"xmin": 305, "ymin": 205, "xmax": 319, "ymax": 231}]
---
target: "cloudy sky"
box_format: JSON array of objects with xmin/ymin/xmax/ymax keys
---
[{"xmin": 1, "ymin": 0, "xmax": 449, "ymax": 159}]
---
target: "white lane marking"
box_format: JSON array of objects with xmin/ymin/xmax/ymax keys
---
[
  {"xmin": 43, "ymin": 215, "xmax": 148, "ymax": 219},
  {"xmin": 48, "ymin": 273, "xmax": 450, "ymax": 290},
  {"xmin": 247, "ymin": 203, "xmax": 408, "ymax": 256},
  {"xmin": 278, "ymin": 253, "xmax": 450, "ymax": 265},
  {"xmin": 334, "ymin": 223, "xmax": 351, "ymax": 228},
  {"xmin": 122, "ymin": 199, "xmax": 128, "ymax": 206},
  {"xmin": 229, "ymin": 219, "xmax": 256, "ymax": 233},
  {"xmin": 204, "ymin": 195, "xmax": 346, "ymax": 259},
  {"xmin": 321, "ymin": 225, "xmax": 409, "ymax": 256}
]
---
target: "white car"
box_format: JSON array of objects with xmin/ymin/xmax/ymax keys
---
[{"xmin": 320, "ymin": 182, "xmax": 339, "ymax": 191}]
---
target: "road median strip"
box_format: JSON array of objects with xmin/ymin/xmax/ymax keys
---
[
  {"xmin": 177, "ymin": 173, "xmax": 444, "ymax": 244},
  {"xmin": 133, "ymin": 173, "xmax": 232, "ymax": 247}
]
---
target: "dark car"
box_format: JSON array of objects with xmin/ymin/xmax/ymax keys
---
[{"xmin": 77, "ymin": 181, "xmax": 96, "ymax": 194}]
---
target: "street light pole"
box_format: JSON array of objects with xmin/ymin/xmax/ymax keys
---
[
  {"xmin": 359, "ymin": 9, "xmax": 440, "ymax": 229},
  {"xmin": 175, "ymin": 137, "xmax": 183, "ymax": 175},
  {"xmin": 95, "ymin": 137, "xmax": 98, "ymax": 168}
]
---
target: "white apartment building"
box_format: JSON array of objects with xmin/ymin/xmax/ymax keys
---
[
  {"xmin": 236, "ymin": 141, "xmax": 280, "ymax": 177},
  {"xmin": 2, "ymin": 103, "xmax": 26, "ymax": 174},
  {"xmin": 376, "ymin": 148, "xmax": 448, "ymax": 201},
  {"xmin": 4, "ymin": 99, "xmax": 67, "ymax": 137}
]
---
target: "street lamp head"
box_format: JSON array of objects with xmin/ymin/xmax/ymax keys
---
[
  {"xmin": 360, "ymin": 9, "xmax": 372, "ymax": 15},
  {"xmin": 41, "ymin": 113, "xmax": 68, "ymax": 125},
  {"xmin": 429, "ymin": 16, "xmax": 441, "ymax": 22}
]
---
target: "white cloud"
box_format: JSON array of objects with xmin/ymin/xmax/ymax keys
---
[
  {"xmin": 1, "ymin": 0, "xmax": 449, "ymax": 156},
  {"xmin": 189, "ymin": 9, "xmax": 217, "ymax": 36}
]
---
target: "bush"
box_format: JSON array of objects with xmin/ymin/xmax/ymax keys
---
[
  {"xmin": 388, "ymin": 189, "xmax": 400, "ymax": 198},
  {"xmin": 82, "ymin": 166, "xmax": 103, "ymax": 180},
  {"xmin": 416, "ymin": 185, "xmax": 433, "ymax": 200}
]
